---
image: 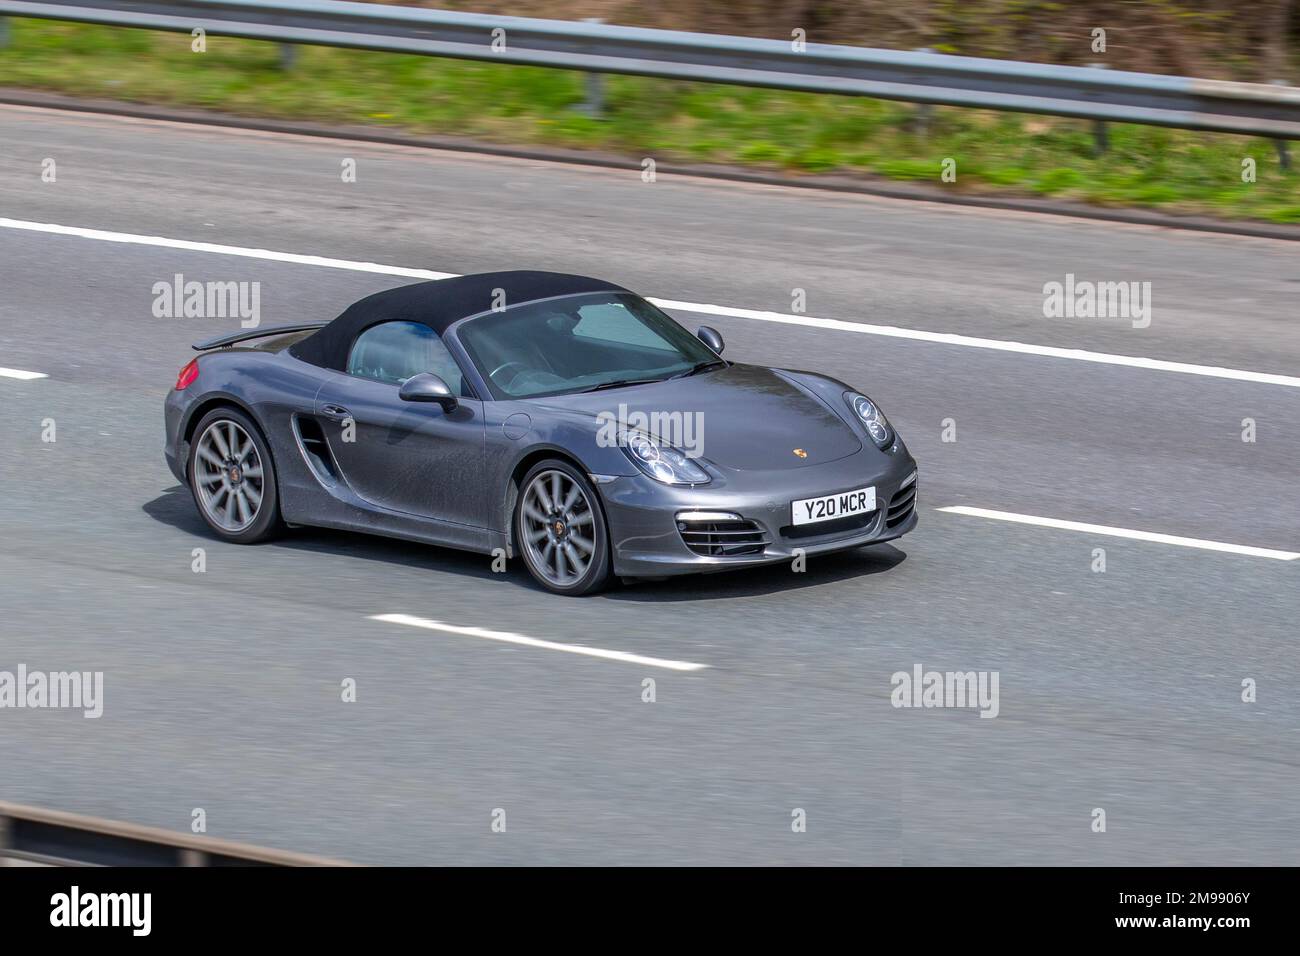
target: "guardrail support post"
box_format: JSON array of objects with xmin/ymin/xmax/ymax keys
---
[
  {"xmin": 576, "ymin": 18, "xmax": 605, "ymax": 118},
  {"xmin": 1270, "ymin": 83, "xmax": 1292, "ymax": 170},
  {"xmin": 1088, "ymin": 63, "xmax": 1110, "ymax": 156},
  {"xmin": 0, "ymin": 17, "xmax": 11, "ymax": 49},
  {"xmin": 279, "ymin": 42, "xmax": 297, "ymax": 71},
  {"xmin": 913, "ymin": 103, "xmax": 934, "ymax": 137},
  {"xmin": 1092, "ymin": 120, "xmax": 1109, "ymax": 155},
  {"xmin": 912, "ymin": 50, "xmax": 933, "ymax": 136},
  {"xmin": 580, "ymin": 72, "xmax": 605, "ymax": 118}
]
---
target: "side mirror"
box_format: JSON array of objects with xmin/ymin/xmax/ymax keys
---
[
  {"xmin": 399, "ymin": 372, "xmax": 458, "ymax": 411},
  {"xmin": 696, "ymin": 326, "xmax": 725, "ymax": 354}
]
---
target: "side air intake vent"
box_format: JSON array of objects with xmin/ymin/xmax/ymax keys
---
[{"xmin": 294, "ymin": 415, "xmax": 340, "ymax": 484}]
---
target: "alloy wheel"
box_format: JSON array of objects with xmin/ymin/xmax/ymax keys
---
[
  {"xmin": 193, "ymin": 419, "xmax": 265, "ymax": 533},
  {"xmin": 520, "ymin": 469, "xmax": 597, "ymax": 587}
]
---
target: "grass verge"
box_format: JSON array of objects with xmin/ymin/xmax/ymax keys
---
[{"xmin": 1, "ymin": 19, "xmax": 1297, "ymax": 223}]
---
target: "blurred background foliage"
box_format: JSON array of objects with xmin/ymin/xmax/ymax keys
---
[{"xmin": 420, "ymin": 0, "xmax": 1298, "ymax": 80}]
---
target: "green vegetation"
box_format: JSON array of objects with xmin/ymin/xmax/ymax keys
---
[{"xmin": 2, "ymin": 19, "xmax": 1296, "ymax": 222}]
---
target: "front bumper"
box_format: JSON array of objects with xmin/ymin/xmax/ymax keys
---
[{"xmin": 601, "ymin": 445, "xmax": 918, "ymax": 577}]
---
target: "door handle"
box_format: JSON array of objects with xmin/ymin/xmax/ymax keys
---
[{"xmin": 321, "ymin": 404, "xmax": 352, "ymax": 420}]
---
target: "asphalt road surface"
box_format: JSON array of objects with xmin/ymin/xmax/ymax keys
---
[{"xmin": 0, "ymin": 104, "xmax": 1297, "ymax": 865}]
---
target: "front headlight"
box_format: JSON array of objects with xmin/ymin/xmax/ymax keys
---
[
  {"xmin": 621, "ymin": 431, "xmax": 711, "ymax": 485},
  {"xmin": 845, "ymin": 391, "xmax": 894, "ymax": 449}
]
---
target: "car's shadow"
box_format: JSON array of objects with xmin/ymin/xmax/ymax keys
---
[
  {"xmin": 144, "ymin": 486, "xmax": 906, "ymax": 601},
  {"xmin": 143, "ymin": 485, "xmax": 509, "ymax": 587},
  {"xmin": 608, "ymin": 545, "xmax": 905, "ymax": 602}
]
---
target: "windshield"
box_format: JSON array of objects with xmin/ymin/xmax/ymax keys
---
[{"xmin": 457, "ymin": 291, "xmax": 720, "ymax": 399}]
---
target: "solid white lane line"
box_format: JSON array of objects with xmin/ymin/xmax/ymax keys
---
[
  {"xmin": 369, "ymin": 613, "xmax": 709, "ymax": 671},
  {"xmin": 0, "ymin": 217, "xmax": 456, "ymax": 280},
  {"xmin": 937, "ymin": 506, "xmax": 1300, "ymax": 561},
  {"xmin": 3, "ymin": 216, "xmax": 1297, "ymax": 390},
  {"xmin": 651, "ymin": 300, "xmax": 1300, "ymax": 390},
  {"xmin": 0, "ymin": 367, "xmax": 48, "ymax": 380}
]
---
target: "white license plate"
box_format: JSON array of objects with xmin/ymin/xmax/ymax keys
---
[{"xmin": 791, "ymin": 486, "xmax": 876, "ymax": 527}]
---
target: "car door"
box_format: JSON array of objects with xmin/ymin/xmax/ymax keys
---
[{"xmin": 315, "ymin": 320, "xmax": 486, "ymax": 528}]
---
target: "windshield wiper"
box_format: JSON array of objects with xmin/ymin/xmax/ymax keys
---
[
  {"xmin": 579, "ymin": 378, "xmax": 664, "ymax": 393},
  {"xmin": 670, "ymin": 360, "xmax": 727, "ymax": 379}
]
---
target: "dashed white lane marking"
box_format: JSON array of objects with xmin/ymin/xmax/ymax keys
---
[
  {"xmin": 370, "ymin": 613, "xmax": 710, "ymax": 671},
  {"xmin": 938, "ymin": 506, "xmax": 1300, "ymax": 561},
  {"xmin": 3, "ymin": 217, "xmax": 1298, "ymax": 390},
  {"xmin": 0, "ymin": 367, "xmax": 48, "ymax": 380}
]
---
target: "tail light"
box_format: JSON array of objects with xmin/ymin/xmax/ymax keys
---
[{"xmin": 175, "ymin": 358, "xmax": 200, "ymax": 390}]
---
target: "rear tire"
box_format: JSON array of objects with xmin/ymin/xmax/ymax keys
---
[
  {"xmin": 514, "ymin": 460, "xmax": 611, "ymax": 596},
  {"xmin": 187, "ymin": 406, "xmax": 282, "ymax": 543}
]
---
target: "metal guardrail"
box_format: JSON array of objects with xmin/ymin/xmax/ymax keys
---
[
  {"xmin": 0, "ymin": 0, "xmax": 1297, "ymax": 139},
  {"xmin": 0, "ymin": 801, "xmax": 352, "ymax": 866}
]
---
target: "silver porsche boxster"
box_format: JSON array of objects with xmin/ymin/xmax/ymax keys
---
[{"xmin": 164, "ymin": 272, "xmax": 917, "ymax": 594}]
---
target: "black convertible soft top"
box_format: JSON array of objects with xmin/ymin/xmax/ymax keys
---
[{"xmin": 290, "ymin": 271, "xmax": 628, "ymax": 371}]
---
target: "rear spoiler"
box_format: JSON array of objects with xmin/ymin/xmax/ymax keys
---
[{"xmin": 192, "ymin": 322, "xmax": 327, "ymax": 352}]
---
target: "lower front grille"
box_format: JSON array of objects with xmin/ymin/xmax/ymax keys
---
[
  {"xmin": 677, "ymin": 516, "xmax": 769, "ymax": 557},
  {"xmin": 886, "ymin": 483, "xmax": 917, "ymax": 528},
  {"xmin": 781, "ymin": 510, "xmax": 876, "ymax": 540}
]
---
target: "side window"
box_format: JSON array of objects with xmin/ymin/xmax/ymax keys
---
[
  {"xmin": 347, "ymin": 321, "xmax": 466, "ymax": 395},
  {"xmin": 572, "ymin": 302, "xmax": 674, "ymax": 351}
]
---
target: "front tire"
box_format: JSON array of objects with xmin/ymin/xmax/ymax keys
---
[
  {"xmin": 187, "ymin": 406, "xmax": 282, "ymax": 543},
  {"xmin": 515, "ymin": 460, "xmax": 611, "ymax": 596}
]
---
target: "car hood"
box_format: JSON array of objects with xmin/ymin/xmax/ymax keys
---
[{"xmin": 531, "ymin": 364, "xmax": 862, "ymax": 471}]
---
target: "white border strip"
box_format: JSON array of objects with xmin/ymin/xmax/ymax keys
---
[
  {"xmin": 3, "ymin": 216, "xmax": 1298, "ymax": 389},
  {"xmin": 937, "ymin": 506, "xmax": 1300, "ymax": 560},
  {"xmin": 0, "ymin": 367, "xmax": 48, "ymax": 380},
  {"xmin": 370, "ymin": 613, "xmax": 709, "ymax": 671}
]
